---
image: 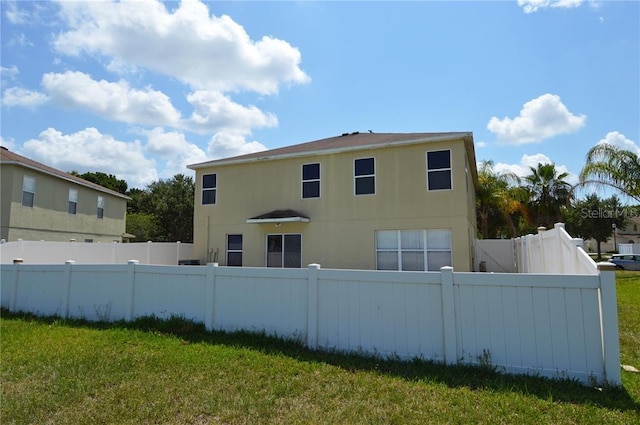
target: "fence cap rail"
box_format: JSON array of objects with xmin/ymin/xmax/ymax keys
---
[{"xmin": 596, "ymin": 262, "xmax": 616, "ymax": 272}]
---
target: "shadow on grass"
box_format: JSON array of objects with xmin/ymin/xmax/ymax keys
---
[{"xmin": 2, "ymin": 308, "xmax": 638, "ymax": 414}]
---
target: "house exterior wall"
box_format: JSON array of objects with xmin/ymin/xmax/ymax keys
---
[
  {"xmin": 192, "ymin": 137, "xmax": 478, "ymax": 271},
  {"xmin": 0, "ymin": 163, "xmax": 127, "ymax": 242}
]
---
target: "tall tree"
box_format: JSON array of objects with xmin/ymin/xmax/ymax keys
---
[
  {"xmin": 564, "ymin": 194, "xmax": 627, "ymax": 259},
  {"xmin": 476, "ymin": 161, "xmax": 528, "ymax": 238},
  {"xmin": 524, "ymin": 163, "xmax": 571, "ymax": 228},
  {"xmin": 579, "ymin": 144, "xmax": 640, "ymax": 202},
  {"xmin": 70, "ymin": 171, "xmax": 128, "ymax": 194},
  {"xmin": 144, "ymin": 174, "xmax": 195, "ymax": 243}
]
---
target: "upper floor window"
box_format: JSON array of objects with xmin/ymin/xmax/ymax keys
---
[
  {"xmin": 227, "ymin": 234, "xmax": 243, "ymax": 266},
  {"xmin": 302, "ymin": 163, "xmax": 320, "ymax": 199},
  {"xmin": 427, "ymin": 150, "xmax": 452, "ymax": 191},
  {"xmin": 202, "ymin": 173, "xmax": 217, "ymax": 205},
  {"xmin": 68, "ymin": 188, "xmax": 78, "ymax": 215},
  {"xmin": 354, "ymin": 157, "xmax": 375, "ymax": 195},
  {"xmin": 22, "ymin": 176, "xmax": 35, "ymax": 207},
  {"xmin": 97, "ymin": 196, "xmax": 104, "ymax": 219}
]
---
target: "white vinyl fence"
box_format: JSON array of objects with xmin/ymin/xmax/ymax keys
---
[
  {"xmin": 618, "ymin": 243, "xmax": 640, "ymax": 255},
  {"xmin": 475, "ymin": 239, "xmax": 516, "ymax": 272},
  {"xmin": 0, "ymin": 261, "xmax": 621, "ymax": 386},
  {"xmin": 515, "ymin": 223, "xmax": 597, "ymax": 275},
  {"xmin": 0, "ymin": 240, "xmax": 194, "ymax": 265}
]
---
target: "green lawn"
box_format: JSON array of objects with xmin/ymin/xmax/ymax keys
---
[{"xmin": 1, "ymin": 272, "xmax": 639, "ymax": 424}]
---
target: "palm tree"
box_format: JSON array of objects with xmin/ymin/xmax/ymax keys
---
[
  {"xmin": 476, "ymin": 161, "xmax": 528, "ymax": 238},
  {"xmin": 579, "ymin": 144, "xmax": 640, "ymax": 202},
  {"xmin": 524, "ymin": 163, "xmax": 571, "ymax": 228}
]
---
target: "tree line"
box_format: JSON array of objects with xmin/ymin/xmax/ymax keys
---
[
  {"xmin": 70, "ymin": 171, "xmax": 195, "ymax": 243},
  {"xmin": 477, "ymin": 143, "xmax": 640, "ymax": 258}
]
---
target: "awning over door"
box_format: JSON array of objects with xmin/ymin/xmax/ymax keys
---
[{"xmin": 246, "ymin": 209, "xmax": 310, "ymax": 224}]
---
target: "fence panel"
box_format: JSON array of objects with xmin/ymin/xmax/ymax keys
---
[
  {"xmin": 453, "ymin": 272, "xmax": 604, "ymax": 381},
  {"xmin": 133, "ymin": 265, "xmax": 208, "ymax": 323},
  {"xmin": 67, "ymin": 265, "xmax": 130, "ymax": 321},
  {"xmin": 0, "ymin": 262, "xmax": 620, "ymax": 386},
  {"xmin": 317, "ymin": 269, "xmax": 445, "ymax": 360},
  {"xmin": 213, "ymin": 267, "xmax": 308, "ymax": 337}
]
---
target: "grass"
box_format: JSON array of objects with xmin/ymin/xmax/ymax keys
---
[{"xmin": 2, "ymin": 273, "xmax": 639, "ymax": 424}]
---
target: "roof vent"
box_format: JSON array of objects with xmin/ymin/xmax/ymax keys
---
[
  {"xmin": 341, "ymin": 133, "xmax": 349, "ymax": 137},
  {"xmin": 351, "ymin": 131, "xmax": 360, "ymax": 135}
]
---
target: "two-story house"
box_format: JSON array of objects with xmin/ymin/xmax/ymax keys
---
[
  {"xmin": 0, "ymin": 147, "xmax": 129, "ymax": 243},
  {"xmin": 188, "ymin": 132, "xmax": 479, "ymax": 271}
]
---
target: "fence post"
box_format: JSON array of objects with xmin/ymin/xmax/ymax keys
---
[
  {"xmin": 597, "ymin": 262, "xmax": 621, "ymax": 386},
  {"xmin": 63, "ymin": 260, "xmax": 76, "ymax": 318},
  {"xmin": 440, "ymin": 266, "xmax": 457, "ymax": 364},
  {"xmin": 126, "ymin": 260, "xmax": 139, "ymax": 322},
  {"xmin": 205, "ymin": 262, "xmax": 218, "ymax": 331},
  {"xmin": 307, "ymin": 264, "xmax": 320, "ymax": 350},
  {"xmin": 537, "ymin": 227, "xmax": 546, "ymax": 273},
  {"xmin": 176, "ymin": 241, "xmax": 181, "ymax": 265},
  {"xmin": 10, "ymin": 258, "xmax": 23, "ymax": 312},
  {"xmin": 147, "ymin": 241, "xmax": 152, "ymax": 264}
]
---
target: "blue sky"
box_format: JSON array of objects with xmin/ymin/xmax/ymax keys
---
[{"xmin": 1, "ymin": 0, "xmax": 638, "ymax": 192}]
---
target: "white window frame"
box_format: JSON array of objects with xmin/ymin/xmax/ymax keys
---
[
  {"xmin": 22, "ymin": 175, "xmax": 35, "ymax": 207},
  {"xmin": 226, "ymin": 234, "xmax": 243, "ymax": 267},
  {"xmin": 354, "ymin": 157, "xmax": 376, "ymax": 196},
  {"xmin": 375, "ymin": 229, "xmax": 452, "ymax": 271},
  {"xmin": 97, "ymin": 196, "xmax": 104, "ymax": 219},
  {"xmin": 426, "ymin": 149, "xmax": 453, "ymax": 191},
  {"xmin": 301, "ymin": 162, "xmax": 321, "ymax": 199},
  {"xmin": 202, "ymin": 173, "xmax": 217, "ymax": 205},
  {"xmin": 68, "ymin": 188, "xmax": 78, "ymax": 215}
]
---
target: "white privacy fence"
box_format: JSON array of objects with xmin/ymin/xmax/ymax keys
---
[
  {"xmin": 0, "ymin": 240, "xmax": 194, "ymax": 265},
  {"xmin": 0, "ymin": 261, "xmax": 621, "ymax": 386},
  {"xmin": 515, "ymin": 223, "xmax": 597, "ymax": 275},
  {"xmin": 618, "ymin": 244, "xmax": 640, "ymax": 254}
]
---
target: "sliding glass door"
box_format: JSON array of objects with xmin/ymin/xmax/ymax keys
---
[{"xmin": 267, "ymin": 234, "xmax": 302, "ymax": 268}]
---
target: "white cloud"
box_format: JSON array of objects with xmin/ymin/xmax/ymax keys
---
[
  {"xmin": 144, "ymin": 127, "xmax": 208, "ymax": 178},
  {"xmin": 52, "ymin": 0, "xmax": 310, "ymax": 95},
  {"xmin": 1, "ymin": 87, "xmax": 49, "ymax": 109},
  {"xmin": 22, "ymin": 127, "xmax": 158, "ymax": 188},
  {"xmin": 4, "ymin": 1, "xmax": 31, "ymax": 24},
  {"xmin": 42, "ymin": 71, "xmax": 182, "ymax": 127},
  {"xmin": 0, "ymin": 136, "xmax": 17, "ymax": 151},
  {"xmin": 518, "ymin": 0, "xmax": 588, "ymax": 14},
  {"xmin": 494, "ymin": 153, "xmax": 579, "ymax": 185},
  {"xmin": 595, "ymin": 131, "xmax": 640, "ymax": 157},
  {"xmin": 1, "ymin": 65, "xmax": 19, "ymax": 80},
  {"xmin": 185, "ymin": 90, "xmax": 278, "ymax": 134},
  {"xmin": 206, "ymin": 131, "xmax": 267, "ymax": 160},
  {"xmin": 487, "ymin": 94, "xmax": 586, "ymax": 145}
]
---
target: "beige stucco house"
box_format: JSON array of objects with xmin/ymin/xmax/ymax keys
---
[
  {"xmin": 0, "ymin": 147, "xmax": 129, "ymax": 243},
  {"xmin": 188, "ymin": 132, "xmax": 479, "ymax": 271}
]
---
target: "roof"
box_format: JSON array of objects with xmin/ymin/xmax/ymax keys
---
[
  {"xmin": 247, "ymin": 209, "xmax": 310, "ymax": 224},
  {"xmin": 188, "ymin": 131, "xmax": 475, "ymax": 169},
  {"xmin": 0, "ymin": 147, "xmax": 130, "ymax": 200}
]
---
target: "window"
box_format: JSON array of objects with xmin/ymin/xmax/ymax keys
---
[
  {"xmin": 68, "ymin": 188, "xmax": 78, "ymax": 215},
  {"xmin": 354, "ymin": 157, "xmax": 375, "ymax": 195},
  {"xmin": 376, "ymin": 229, "xmax": 452, "ymax": 271},
  {"xmin": 302, "ymin": 163, "xmax": 320, "ymax": 199},
  {"xmin": 427, "ymin": 150, "xmax": 452, "ymax": 191},
  {"xmin": 22, "ymin": 176, "xmax": 35, "ymax": 207},
  {"xmin": 227, "ymin": 234, "xmax": 243, "ymax": 266},
  {"xmin": 202, "ymin": 173, "xmax": 217, "ymax": 205},
  {"xmin": 267, "ymin": 234, "xmax": 301, "ymax": 268},
  {"xmin": 97, "ymin": 196, "xmax": 104, "ymax": 219}
]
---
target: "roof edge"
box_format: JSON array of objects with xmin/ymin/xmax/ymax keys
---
[{"xmin": 189, "ymin": 132, "xmax": 473, "ymax": 170}]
